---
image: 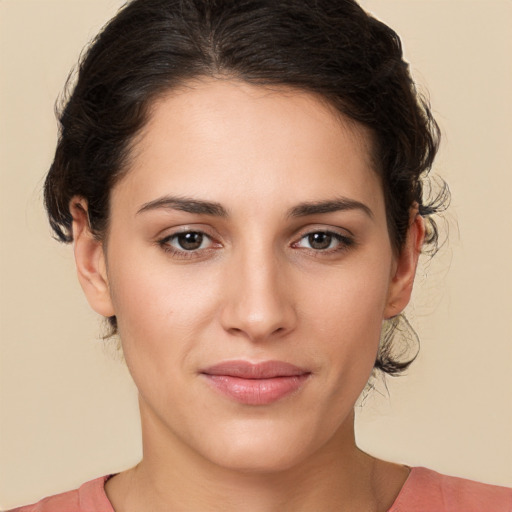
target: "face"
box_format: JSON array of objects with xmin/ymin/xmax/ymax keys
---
[{"xmin": 74, "ymin": 79, "xmax": 420, "ymax": 473}]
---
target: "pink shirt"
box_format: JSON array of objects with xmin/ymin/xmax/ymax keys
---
[{"xmin": 7, "ymin": 467, "xmax": 512, "ymax": 511}]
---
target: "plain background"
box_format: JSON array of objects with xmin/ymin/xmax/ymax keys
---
[{"xmin": 1, "ymin": 0, "xmax": 511, "ymax": 508}]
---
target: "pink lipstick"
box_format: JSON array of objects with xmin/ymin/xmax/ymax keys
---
[{"xmin": 201, "ymin": 360, "xmax": 310, "ymax": 405}]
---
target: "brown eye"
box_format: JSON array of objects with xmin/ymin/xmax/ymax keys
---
[
  {"xmin": 160, "ymin": 231, "xmax": 212, "ymax": 253},
  {"xmin": 176, "ymin": 232, "xmax": 204, "ymax": 250},
  {"xmin": 307, "ymin": 232, "xmax": 333, "ymax": 250},
  {"xmin": 158, "ymin": 230, "xmax": 220, "ymax": 259},
  {"xmin": 293, "ymin": 230, "xmax": 354, "ymax": 253}
]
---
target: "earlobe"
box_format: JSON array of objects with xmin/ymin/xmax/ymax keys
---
[
  {"xmin": 70, "ymin": 197, "xmax": 115, "ymax": 318},
  {"xmin": 384, "ymin": 213, "xmax": 425, "ymax": 319}
]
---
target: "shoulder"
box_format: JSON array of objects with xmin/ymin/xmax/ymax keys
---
[
  {"xmin": 5, "ymin": 476, "xmax": 114, "ymax": 512},
  {"xmin": 390, "ymin": 467, "xmax": 512, "ymax": 512}
]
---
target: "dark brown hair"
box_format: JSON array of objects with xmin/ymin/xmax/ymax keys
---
[{"xmin": 44, "ymin": 0, "xmax": 449, "ymax": 375}]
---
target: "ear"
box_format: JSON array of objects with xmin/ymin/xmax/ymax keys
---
[
  {"xmin": 384, "ymin": 212, "xmax": 425, "ymax": 319},
  {"xmin": 70, "ymin": 197, "xmax": 115, "ymax": 318}
]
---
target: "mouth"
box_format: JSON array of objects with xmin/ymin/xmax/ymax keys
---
[{"xmin": 200, "ymin": 360, "xmax": 311, "ymax": 405}]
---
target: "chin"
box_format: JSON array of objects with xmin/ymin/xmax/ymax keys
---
[{"xmin": 190, "ymin": 415, "xmax": 339, "ymax": 474}]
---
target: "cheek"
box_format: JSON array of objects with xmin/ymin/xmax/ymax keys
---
[
  {"xmin": 303, "ymin": 255, "xmax": 392, "ymax": 387},
  {"xmin": 106, "ymin": 252, "xmax": 223, "ymax": 382},
  {"xmin": 305, "ymin": 259, "xmax": 391, "ymax": 343}
]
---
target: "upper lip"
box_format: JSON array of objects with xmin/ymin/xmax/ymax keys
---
[{"xmin": 201, "ymin": 360, "xmax": 310, "ymax": 379}]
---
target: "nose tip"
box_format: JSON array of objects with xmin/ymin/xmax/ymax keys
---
[
  {"xmin": 226, "ymin": 310, "xmax": 288, "ymax": 342},
  {"xmin": 220, "ymin": 261, "xmax": 297, "ymax": 343}
]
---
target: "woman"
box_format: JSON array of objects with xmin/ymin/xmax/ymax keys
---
[{"xmin": 5, "ymin": 0, "xmax": 511, "ymax": 510}]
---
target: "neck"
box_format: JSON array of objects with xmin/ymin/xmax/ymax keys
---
[{"xmin": 106, "ymin": 400, "xmax": 407, "ymax": 512}]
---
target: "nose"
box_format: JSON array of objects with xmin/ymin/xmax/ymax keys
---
[{"xmin": 219, "ymin": 246, "xmax": 298, "ymax": 343}]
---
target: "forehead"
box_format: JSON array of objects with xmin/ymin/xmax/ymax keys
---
[{"xmin": 116, "ymin": 78, "xmax": 383, "ymax": 218}]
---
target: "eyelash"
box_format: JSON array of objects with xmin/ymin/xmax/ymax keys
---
[{"xmin": 157, "ymin": 229, "xmax": 355, "ymax": 260}]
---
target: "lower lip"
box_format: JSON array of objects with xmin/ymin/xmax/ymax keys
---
[{"xmin": 203, "ymin": 374, "xmax": 310, "ymax": 405}]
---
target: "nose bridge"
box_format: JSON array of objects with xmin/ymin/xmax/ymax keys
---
[{"xmin": 220, "ymin": 239, "xmax": 296, "ymax": 341}]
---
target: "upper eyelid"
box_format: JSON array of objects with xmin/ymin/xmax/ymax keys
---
[
  {"xmin": 293, "ymin": 231, "xmax": 353, "ymax": 246},
  {"xmin": 157, "ymin": 225, "xmax": 217, "ymax": 240},
  {"xmin": 293, "ymin": 225, "xmax": 354, "ymax": 240},
  {"xmin": 299, "ymin": 229, "xmax": 351, "ymax": 239}
]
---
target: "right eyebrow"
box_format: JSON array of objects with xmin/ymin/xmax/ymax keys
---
[{"xmin": 136, "ymin": 195, "xmax": 228, "ymax": 217}]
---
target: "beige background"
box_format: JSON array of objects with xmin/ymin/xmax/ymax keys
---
[{"xmin": 1, "ymin": 0, "xmax": 511, "ymax": 508}]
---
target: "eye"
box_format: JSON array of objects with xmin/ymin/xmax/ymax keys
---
[
  {"xmin": 293, "ymin": 230, "xmax": 354, "ymax": 252},
  {"xmin": 159, "ymin": 231, "xmax": 215, "ymax": 253}
]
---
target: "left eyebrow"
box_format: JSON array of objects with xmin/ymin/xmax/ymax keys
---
[{"xmin": 287, "ymin": 197, "xmax": 374, "ymax": 219}]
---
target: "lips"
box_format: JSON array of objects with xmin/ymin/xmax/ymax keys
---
[{"xmin": 201, "ymin": 360, "xmax": 311, "ymax": 405}]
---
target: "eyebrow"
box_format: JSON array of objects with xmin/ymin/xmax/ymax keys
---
[
  {"xmin": 287, "ymin": 197, "xmax": 373, "ymax": 219},
  {"xmin": 136, "ymin": 195, "xmax": 373, "ymax": 219},
  {"xmin": 137, "ymin": 196, "xmax": 228, "ymax": 217}
]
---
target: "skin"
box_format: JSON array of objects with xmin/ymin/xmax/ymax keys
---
[{"xmin": 71, "ymin": 79, "xmax": 424, "ymax": 512}]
